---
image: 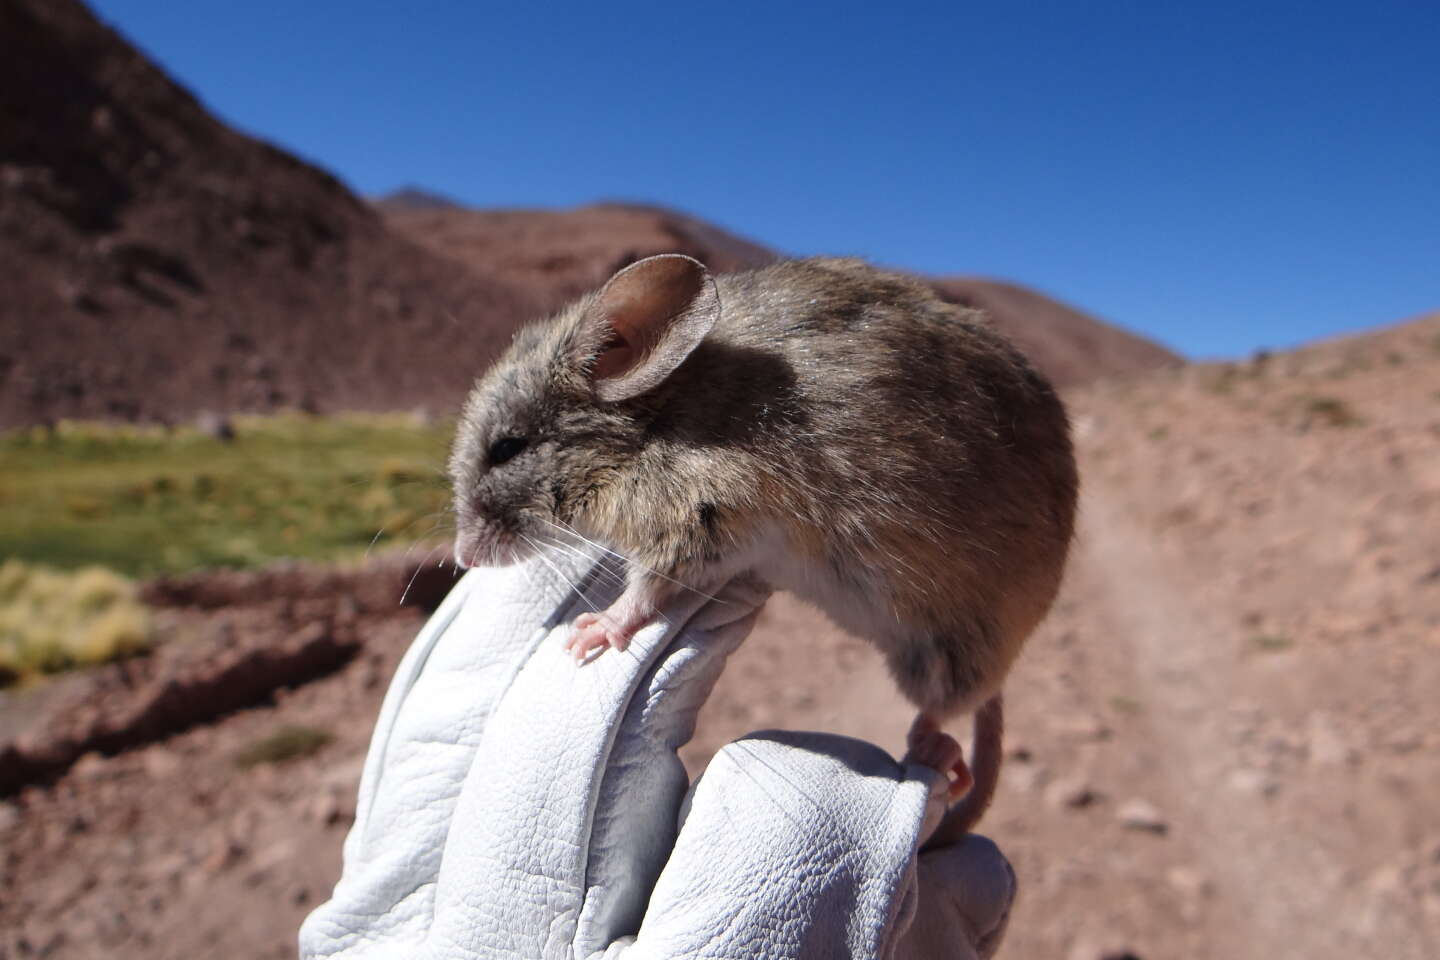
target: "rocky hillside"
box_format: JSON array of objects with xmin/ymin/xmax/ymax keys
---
[
  {"xmin": 931, "ymin": 276, "xmax": 1180, "ymax": 388},
  {"xmin": 384, "ymin": 202, "xmax": 1182, "ymax": 390},
  {"xmin": 0, "ymin": 0, "xmax": 533, "ymax": 429},
  {"xmin": 0, "ymin": 0, "xmax": 1179, "ymax": 430}
]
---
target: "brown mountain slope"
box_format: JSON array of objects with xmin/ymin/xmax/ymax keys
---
[
  {"xmin": 384, "ymin": 202, "xmax": 1182, "ymax": 390},
  {"xmin": 0, "ymin": 0, "xmax": 535, "ymax": 429},
  {"xmin": 380, "ymin": 202, "xmax": 778, "ymax": 315},
  {"xmin": 930, "ymin": 276, "xmax": 1181, "ymax": 388},
  {"xmin": 0, "ymin": 0, "xmax": 1173, "ymax": 432}
]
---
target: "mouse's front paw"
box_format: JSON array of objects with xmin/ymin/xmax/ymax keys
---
[{"xmin": 564, "ymin": 612, "xmax": 630, "ymax": 662}]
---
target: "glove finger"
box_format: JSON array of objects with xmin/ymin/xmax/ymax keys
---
[
  {"xmin": 895, "ymin": 836, "xmax": 1016, "ymax": 960},
  {"xmin": 301, "ymin": 548, "xmax": 603, "ymax": 957},
  {"xmin": 614, "ymin": 731, "xmax": 931, "ymax": 960},
  {"xmin": 427, "ymin": 568, "xmax": 768, "ymax": 959},
  {"xmin": 574, "ymin": 575, "xmax": 771, "ymax": 955}
]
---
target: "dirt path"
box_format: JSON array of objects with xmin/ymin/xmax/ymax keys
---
[
  {"xmin": 696, "ymin": 363, "xmax": 1440, "ymax": 959},
  {"xmin": 987, "ymin": 326, "xmax": 1440, "ymax": 959},
  {"xmin": 1061, "ymin": 482, "xmax": 1334, "ymax": 958},
  {"xmin": 987, "ymin": 462, "xmax": 1435, "ymax": 959}
]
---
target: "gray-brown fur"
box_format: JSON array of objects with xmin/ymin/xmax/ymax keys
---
[{"xmin": 451, "ymin": 255, "xmax": 1078, "ymax": 830}]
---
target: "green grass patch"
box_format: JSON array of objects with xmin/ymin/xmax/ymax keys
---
[
  {"xmin": 0, "ymin": 560, "xmax": 152, "ymax": 685},
  {"xmin": 0, "ymin": 414, "xmax": 454, "ymax": 578},
  {"xmin": 234, "ymin": 724, "xmax": 334, "ymax": 768}
]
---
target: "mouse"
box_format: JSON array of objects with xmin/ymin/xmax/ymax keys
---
[{"xmin": 449, "ymin": 253, "xmax": 1077, "ymax": 844}]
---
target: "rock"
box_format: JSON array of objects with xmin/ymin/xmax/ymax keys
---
[
  {"xmin": 1117, "ymin": 799, "xmax": 1168, "ymax": 834},
  {"xmin": 139, "ymin": 851, "xmax": 188, "ymax": 886},
  {"xmin": 201, "ymin": 833, "xmax": 247, "ymax": 874},
  {"xmin": 0, "ymin": 800, "xmax": 20, "ymax": 833},
  {"xmin": 143, "ymin": 747, "xmax": 182, "ymax": 779},
  {"xmin": 70, "ymin": 751, "xmax": 111, "ymax": 781},
  {"xmin": 1166, "ymin": 866, "xmax": 1211, "ymax": 921},
  {"xmin": 1056, "ymin": 713, "xmax": 1112, "ymax": 741},
  {"xmin": 1226, "ymin": 767, "xmax": 1278, "ymax": 796},
  {"xmin": 245, "ymin": 839, "xmax": 300, "ymax": 883},
  {"xmin": 306, "ymin": 787, "xmax": 345, "ymax": 826},
  {"xmin": 1045, "ymin": 776, "xmax": 1101, "ymax": 810},
  {"xmin": 1068, "ymin": 940, "xmax": 1144, "ymax": 960},
  {"xmin": 318, "ymin": 756, "xmax": 366, "ymax": 790},
  {"xmin": 1005, "ymin": 761, "xmax": 1049, "ymax": 794},
  {"xmin": 195, "ymin": 411, "xmax": 235, "ymax": 442},
  {"xmin": 1306, "ymin": 711, "xmax": 1352, "ymax": 766}
]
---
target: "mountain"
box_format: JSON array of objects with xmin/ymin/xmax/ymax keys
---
[
  {"xmin": 383, "ymin": 201, "xmax": 1181, "ymax": 389},
  {"xmin": 0, "ymin": 0, "xmax": 1176, "ymax": 431},
  {"xmin": 372, "ymin": 187, "xmax": 463, "ymax": 213},
  {"xmin": 929, "ymin": 277, "xmax": 1180, "ymax": 387},
  {"xmin": 0, "ymin": 0, "xmax": 534, "ymax": 428},
  {"xmin": 379, "ymin": 201, "xmax": 778, "ymax": 316}
]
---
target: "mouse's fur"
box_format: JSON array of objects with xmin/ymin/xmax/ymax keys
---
[{"xmin": 451, "ymin": 255, "xmax": 1077, "ymax": 836}]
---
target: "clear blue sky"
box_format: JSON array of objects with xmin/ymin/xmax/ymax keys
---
[{"xmin": 90, "ymin": 0, "xmax": 1439, "ymax": 358}]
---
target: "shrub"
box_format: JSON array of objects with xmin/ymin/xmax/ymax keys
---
[
  {"xmin": 1251, "ymin": 633, "xmax": 1293, "ymax": 652},
  {"xmin": 1301, "ymin": 395, "xmax": 1362, "ymax": 428},
  {"xmin": 235, "ymin": 725, "xmax": 334, "ymax": 768},
  {"xmin": 0, "ymin": 560, "xmax": 152, "ymax": 684}
]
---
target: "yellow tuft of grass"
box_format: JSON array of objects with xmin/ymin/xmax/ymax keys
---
[{"xmin": 0, "ymin": 560, "xmax": 153, "ymax": 684}]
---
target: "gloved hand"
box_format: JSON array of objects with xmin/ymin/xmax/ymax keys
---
[{"xmin": 298, "ymin": 548, "xmax": 1015, "ymax": 959}]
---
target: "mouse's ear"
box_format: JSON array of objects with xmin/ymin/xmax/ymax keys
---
[{"xmin": 578, "ymin": 254, "xmax": 719, "ymax": 402}]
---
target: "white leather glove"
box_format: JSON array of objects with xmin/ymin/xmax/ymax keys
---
[{"xmin": 298, "ymin": 549, "xmax": 1015, "ymax": 959}]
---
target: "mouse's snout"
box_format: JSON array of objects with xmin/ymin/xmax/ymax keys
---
[
  {"xmin": 452, "ymin": 519, "xmax": 528, "ymax": 569},
  {"xmin": 452, "ymin": 537, "xmax": 472, "ymax": 570},
  {"xmin": 452, "ymin": 526, "xmax": 480, "ymax": 569}
]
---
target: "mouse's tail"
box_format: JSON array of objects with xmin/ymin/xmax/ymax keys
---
[{"xmin": 926, "ymin": 693, "xmax": 1004, "ymax": 849}]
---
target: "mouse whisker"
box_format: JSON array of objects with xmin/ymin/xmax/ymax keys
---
[
  {"xmin": 537, "ymin": 517, "xmax": 720, "ymax": 603},
  {"xmin": 529, "ymin": 536, "xmax": 628, "ymax": 592},
  {"xmin": 365, "ymin": 527, "xmax": 386, "ymax": 560},
  {"xmin": 397, "ymin": 543, "xmax": 445, "ymax": 606},
  {"xmin": 520, "ymin": 535, "xmax": 609, "ymax": 618}
]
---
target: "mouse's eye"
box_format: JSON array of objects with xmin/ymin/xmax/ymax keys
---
[{"xmin": 488, "ymin": 436, "xmax": 528, "ymax": 466}]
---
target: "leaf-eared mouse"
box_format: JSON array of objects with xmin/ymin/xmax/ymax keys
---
[{"xmin": 450, "ymin": 254, "xmax": 1077, "ymax": 844}]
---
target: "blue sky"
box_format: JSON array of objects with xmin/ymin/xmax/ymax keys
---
[{"xmin": 90, "ymin": 0, "xmax": 1438, "ymax": 358}]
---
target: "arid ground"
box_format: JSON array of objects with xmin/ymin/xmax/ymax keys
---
[{"xmin": 4, "ymin": 313, "xmax": 1437, "ymax": 959}]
